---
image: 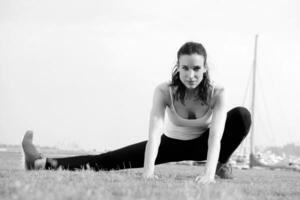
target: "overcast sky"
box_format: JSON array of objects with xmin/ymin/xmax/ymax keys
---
[{"xmin": 1, "ymin": 0, "xmax": 299, "ymax": 151}]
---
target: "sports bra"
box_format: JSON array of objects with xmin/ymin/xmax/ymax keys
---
[{"xmin": 164, "ymin": 85, "xmax": 215, "ymax": 140}]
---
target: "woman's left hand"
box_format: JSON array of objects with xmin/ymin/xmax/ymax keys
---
[{"xmin": 194, "ymin": 174, "xmax": 216, "ymax": 184}]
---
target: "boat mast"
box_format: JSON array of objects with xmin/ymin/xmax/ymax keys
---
[{"xmin": 250, "ymin": 34, "xmax": 258, "ymax": 168}]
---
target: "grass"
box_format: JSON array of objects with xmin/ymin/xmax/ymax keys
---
[{"xmin": 0, "ymin": 151, "xmax": 300, "ymax": 200}]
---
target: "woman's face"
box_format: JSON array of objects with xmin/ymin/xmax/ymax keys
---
[{"xmin": 178, "ymin": 54, "xmax": 207, "ymax": 90}]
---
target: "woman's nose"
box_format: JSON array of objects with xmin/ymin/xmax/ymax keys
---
[{"xmin": 187, "ymin": 70, "xmax": 195, "ymax": 78}]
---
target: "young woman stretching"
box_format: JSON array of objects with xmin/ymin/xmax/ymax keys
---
[{"xmin": 22, "ymin": 41, "xmax": 251, "ymax": 184}]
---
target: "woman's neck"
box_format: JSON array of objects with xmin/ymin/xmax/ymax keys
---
[{"xmin": 185, "ymin": 89, "xmax": 198, "ymax": 100}]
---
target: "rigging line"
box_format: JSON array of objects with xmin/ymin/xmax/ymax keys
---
[
  {"xmin": 262, "ymin": 61, "xmax": 293, "ymax": 146},
  {"xmin": 242, "ymin": 65, "xmax": 253, "ymax": 107},
  {"xmin": 256, "ymin": 107, "xmax": 274, "ymax": 146},
  {"xmin": 257, "ymin": 70, "xmax": 277, "ymax": 145},
  {"xmin": 269, "ymin": 68, "xmax": 294, "ymax": 145},
  {"xmin": 276, "ymin": 99, "xmax": 294, "ymax": 145}
]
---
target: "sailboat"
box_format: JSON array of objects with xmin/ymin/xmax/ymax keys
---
[
  {"xmin": 234, "ymin": 34, "xmax": 264, "ymax": 169},
  {"xmin": 238, "ymin": 35, "xmax": 299, "ymax": 171}
]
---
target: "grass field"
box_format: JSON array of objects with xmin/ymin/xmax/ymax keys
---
[{"xmin": 0, "ymin": 151, "xmax": 300, "ymax": 200}]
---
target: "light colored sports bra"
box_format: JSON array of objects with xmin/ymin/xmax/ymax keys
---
[{"xmin": 164, "ymin": 85, "xmax": 215, "ymax": 140}]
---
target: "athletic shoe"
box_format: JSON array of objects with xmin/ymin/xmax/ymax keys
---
[{"xmin": 215, "ymin": 162, "xmax": 233, "ymax": 179}]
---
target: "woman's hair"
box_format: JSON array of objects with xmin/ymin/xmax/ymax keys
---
[{"xmin": 169, "ymin": 41, "xmax": 212, "ymax": 105}]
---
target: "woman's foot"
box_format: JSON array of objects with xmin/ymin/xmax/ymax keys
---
[{"xmin": 22, "ymin": 130, "xmax": 46, "ymax": 170}]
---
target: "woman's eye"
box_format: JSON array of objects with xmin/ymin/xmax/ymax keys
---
[{"xmin": 194, "ymin": 67, "xmax": 201, "ymax": 71}]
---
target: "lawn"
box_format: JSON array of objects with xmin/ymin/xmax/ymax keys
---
[{"xmin": 0, "ymin": 151, "xmax": 299, "ymax": 200}]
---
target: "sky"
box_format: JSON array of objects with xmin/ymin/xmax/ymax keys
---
[{"xmin": 0, "ymin": 0, "xmax": 300, "ymax": 151}]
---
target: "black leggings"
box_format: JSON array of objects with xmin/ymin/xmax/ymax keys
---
[{"xmin": 45, "ymin": 106, "xmax": 252, "ymax": 171}]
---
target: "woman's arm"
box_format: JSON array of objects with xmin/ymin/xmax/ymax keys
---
[
  {"xmin": 143, "ymin": 83, "xmax": 168, "ymax": 178},
  {"xmin": 195, "ymin": 87, "xmax": 227, "ymax": 184}
]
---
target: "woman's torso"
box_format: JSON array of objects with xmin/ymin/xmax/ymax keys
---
[{"xmin": 163, "ymin": 82, "xmax": 216, "ymax": 140}]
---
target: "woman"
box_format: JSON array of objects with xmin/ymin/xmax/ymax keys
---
[{"xmin": 22, "ymin": 42, "xmax": 251, "ymax": 184}]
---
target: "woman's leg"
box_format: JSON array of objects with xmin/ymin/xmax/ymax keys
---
[
  {"xmin": 185, "ymin": 106, "xmax": 252, "ymax": 163},
  {"xmin": 45, "ymin": 141, "xmax": 149, "ymax": 170},
  {"xmin": 218, "ymin": 106, "xmax": 252, "ymax": 163},
  {"xmin": 44, "ymin": 133, "xmax": 193, "ymax": 171},
  {"xmin": 23, "ymin": 106, "xmax": 251, "ymax": 171}
]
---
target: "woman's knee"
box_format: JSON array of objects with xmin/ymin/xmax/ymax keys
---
[{"xmin": 227, "ymin": 106, "xmax": 252, "ymax": 132}]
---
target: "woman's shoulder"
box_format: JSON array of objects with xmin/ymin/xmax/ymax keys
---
[
  {"xmin": 210, "ymin": 82, "xmax": 226, "ymax": 108},
  {"xmin": 155, "ymin": 81, "xmax": 171, "ymax": 93},
  {"xmin": 154, "ymin": 81, "xmax": 172, "ymax": 105},
  {"xmin": 212, "ymin": 83, "xmax": 225, "ymax": 95}
]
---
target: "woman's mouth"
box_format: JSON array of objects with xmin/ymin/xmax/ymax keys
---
[{"xmin": 187, "ymin": 81, "xmax": 196, "ymax": 85}]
